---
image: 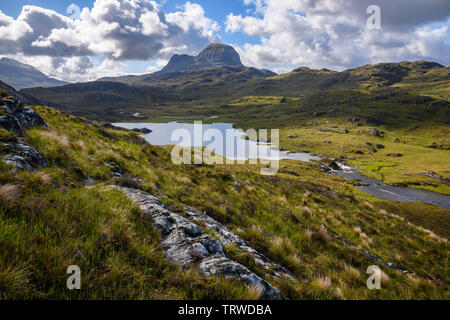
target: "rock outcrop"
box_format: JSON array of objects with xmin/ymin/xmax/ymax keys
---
[
  {"xmin": 2, "ymin": 141, "xmax": 47, "ymax": 170},
  {"xmin": 0, "ymin": 96, "xmax": 48, "ymax": 133},
  {"xmin": 183, "ymin": 206, "xmax": 295, "ymax": 282},
  {"xmin": 0, "ymin": 95, "xmax": 48, "ymax": 170},
  {"xmin": 112, "ymin": 186, "xmax": 295, "ymax": 300}
]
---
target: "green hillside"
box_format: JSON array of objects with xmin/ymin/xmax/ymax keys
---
[
  {"xmin": 21, "ymin": 61, "xmax": 450, "ymax": 123},
  {"xmin": 0, "ymin": 99, "xmax": 449, "ymax": 299}
]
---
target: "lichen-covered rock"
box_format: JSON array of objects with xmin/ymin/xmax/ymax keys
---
[
  {"xmin": 199, "ymin": 256, "xmax": 282, "ymax": 300},
  {"xmin": 0, "ymin": 97, "xmax": 48, "ymax": 171},
  {"xmin": 2, "ymin": 141, "xmax": 47, "ymax": 170},
  {"xmin": 15, "ymin": 107, "xmax": 48, "ymax": 128},
  {"xmin": 184, "ymin": 206, "xmax": 295, "ymax": 281},
  {"xmin": 1, "ymin": 98, "xmax": 24, "ymax": 113},
  {"xmin": 0, "ymin": 115, "xmax": 24, "ymax": 135},
  {"xmin": 112, "ymin": 186, "xmax": 286, "ymax": 300},
  {"xmin": 0, "ymin": 97, "xmax": 48, "ymax": 133}
]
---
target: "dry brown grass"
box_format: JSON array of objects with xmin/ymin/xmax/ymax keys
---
[
  {"xmin": 301, "ymin": 206, "xmax": 312, "ymax": 217},
  {"xmin": 312, "ymin": 276, "xmax": 332, "ymax": 291},
  {"xmin": 380, "ymin": 209, "xmax": 447, "ymax": 243},
  {"xmin": 380, "ymin": 269, "xmax": 390, "ymax": 285},
  {"xmin": 333, "ymin": 210, "xmax": 342, "ymax": 218},
  {"xmin": 301, "ymin": 191, "xmax": 310, "ymax": 204},
  {"xmin": 344, "ymin": 264, "xmax": 361, "ymax": 278},
  {"xmin": 411, "ymin": 223, "xmax": 448, "ymax": 243},
  {"xmin": 250, "ymin": 224, "xmax": 264, "ymax": 235},
  {"xmin": 245, "ymin": 283, "xmax": 264, "ymax": 300},
  {"xmin": 312, "ymin": 225, "xmax": 330, "ymax": 242},
  {"xmin": 41, "ymin": 130, "xmax": 70, "ymax": 147},
  {"xmin": 0, "ymin": 184, "xmax": 21, "ymax": 204},
  {"xmin": 271, "ymin": 236, "xmax": 284, "ymax": 249},
  {"xmin": 362, "ymin": 201, "xmax": 374, "ymax": 210},
  {"xmin": 334, "ymin": 287, "xmax": 344, "ymax": 299},
  {"xmin": 73, "ymin": 140, "xmax": 86, "ymax": 150},
  {"xmin": 34, "ymin": 171, "xmax": 53, "ymax": 185},
  {"xmin": 305, "ymin": 229, "xmax": 313, "ymax": 239},
  {"xmin": 175, "ymin": 176, "xmax": 192, "ymax": 184}
]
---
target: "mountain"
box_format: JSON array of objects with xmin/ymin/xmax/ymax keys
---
[
  {"xmin": 0, "ymin": 57, "xmax": 68, "ymax": 90},
  {"xmin": 99, "ymin": 43, "xmax": 273, "ymax": 86},
  {"xmin": 22, "ymin": 43, "xmax": 277, "ymax": 120},
  {"xmin": 22, "ymin": 59, "xmax": 449, "ymax": 122},
  {"xmin": 160, "ymin": 43, "xmax": 243, "ymax": 73},
  {"xmin": 22, "ymin": 66, "xmax": 278, "ymax": 121}
]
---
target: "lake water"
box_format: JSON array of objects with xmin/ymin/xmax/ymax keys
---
[
  {"xmin": 113, "ymin": 121, "xmax": 449, "ymax": 209},
  {"xmin": 113, "ymin": 122, "xmax": 320, "ymax": 162}
]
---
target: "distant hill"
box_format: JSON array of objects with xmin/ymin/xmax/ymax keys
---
[
  {"xmin": 99, "ymin": 43, "xmax": 275, "ymax": 86},
  {"xmin": 22, "ymin": 56, "xmax": 449, "ymax": 121},
  {"xmin": 0, "ymin": 57, "xmax": 68, "ymax": 90},
  {"xmin": 22, "ymin": 65, "xmax": 279, "ymax": 121},
  {"xmin": 20, "ymin": 81, "xmax": 171, "ymax": 121},
  {"xmin": 99, "ymin": 65, "xmax": 276, "ymax": 88},
  {"xmin": 0, "ymin": 79, "xmax": 42, "ymax": 105}
]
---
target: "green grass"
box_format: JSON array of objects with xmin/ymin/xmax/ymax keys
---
[
  {"xmin": 0, "ymin": 182, "xmax": 254, "ymax": 299},
  {"xmin": 278, "ymin": 119, "xmax": 450, "ymax": 194},
  {"xmin": 1, "ymin": 105, "xmax": 448, "ymax": 299}
]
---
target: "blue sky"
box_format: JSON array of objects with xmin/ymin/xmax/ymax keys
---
[
  {"xmin": 0, "ymin": 0, "xmax": 262, "ymax": 75},
  {"xmin": 0, "ymin": 0, "xmax": 449, "ymax": 81},
  {"xmin": 0, "ymin": 0, "xmax": 259, "ymax": 45}
]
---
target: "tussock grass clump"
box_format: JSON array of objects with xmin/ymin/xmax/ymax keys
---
[
  {"xmin": 344, "ymin": 264, "xmax": 361, "ymax": 279},
  {"xmin": 301, "ymin": 206, "xmax": 313, "ymax": 218},
  {"xmin": 362, "ymin": 201, "xmax": 375, "ymax": 210},
  {"xmin": 312, "ymin": 276, "xmax": 332, "ymax": 291},
  {"xmin": 34, "ymin": 171, "xmax": 53, "ymax": 185},
  {"xmin": 380, "ymin": 269, "xmax": 390, "ymax": 286},
  {"xmin": 311, "ymin": 225, "xmax": 330, "ymax": 242},
  {"xmin": 41, "ymin": 130, "xmax": 70, "ymax": 147},
  {"xmin": 0, "ymin": 184, "xmax": 20, "ymax": 205},
  {"xmin": 245, "ymin": 283, "xmax": 265, "ymax": 300}
]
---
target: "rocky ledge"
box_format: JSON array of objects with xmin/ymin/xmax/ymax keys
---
[
  {"xmin": 0, "ymin": 96, "xmax": 48, "ymax": 134},
  {"xmin": 112, "ymin": 186, "xmax": 295, "ymax": 300},
  {"xmin": 2, "ymin": 141, "xmax": 47, "ymax": 171},
  {"xmin": 0, "ymin": 96, "xmax": 48, "ymax": 170}
]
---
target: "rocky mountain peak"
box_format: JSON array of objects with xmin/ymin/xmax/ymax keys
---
[
  {"xmin": 195, "ymin": 43, "xmax": 243, "ymax": 66},
  {"xmin": 160, "ymin": 43, "xmax": 244, "ymax": 74}
]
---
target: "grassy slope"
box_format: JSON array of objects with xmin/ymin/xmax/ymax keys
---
[
  {"xmin": 150, "ymin": 90, "xmax": 449, "ymax": 194},
  {"xmin": 1, "ymin": 106, "xmax": 449, "ymax": 299}
]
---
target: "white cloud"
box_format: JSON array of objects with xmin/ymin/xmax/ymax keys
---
[
  {"xmin": 226, "ymin": 0, "xmax": 450, "ymax": 71},
  {"xmin": 166, "ymin": 2, "xmax": 220, "ymax": 39},
  {"xmin": 1, "ymin": 0, "xmax": 448, "ymax": 83},
  {"xmin": 0, "ymin": 0, "xmax": 221, "ymax": 82},
  {"xmin": 140, "ymin": 10, "xmax": 168, "ymax": 36}
]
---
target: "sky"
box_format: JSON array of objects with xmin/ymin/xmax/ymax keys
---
[{"xmin": 0, "ymin": 0, "xmax": 449, "ymax": 82}]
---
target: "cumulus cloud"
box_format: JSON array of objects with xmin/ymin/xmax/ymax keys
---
[
  {"xmin": 227, "ymin": 0, "xmax": 450, "ymax": 72},
  {"xmin": 0, "ymin": 0, "xmax": 220, "ymax": 81}
]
